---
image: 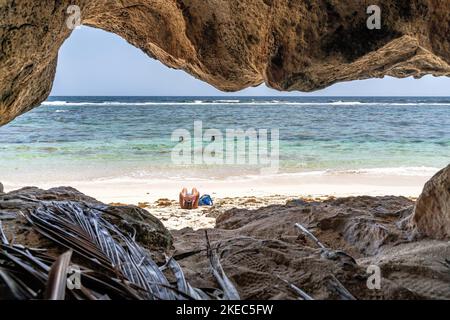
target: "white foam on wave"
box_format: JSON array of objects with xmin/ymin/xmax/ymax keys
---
[
  {"xmin": 330, "ymin": 101, "xmax": 365, "ymax": 105},
  {"xmin": 212, "ymin": 99, "xmax": 241, "ymax": 103},
  {"xmin": 334, "ymin": 166, "xmax": 440, "ymax": 177},
  {"xmin": 3, "ymin": 165, "xmax": 439, "ymax": 188},
  {"xmin": 111, "ymin": 166, "xmax": 440, "ymax": 182},
  {"xmin": 42, "ymin": 100, "xmax": 450, "ymax": 107},
  {"xmin": 232, "ymin": 166, "xmax": 440, "ymax": 180}
]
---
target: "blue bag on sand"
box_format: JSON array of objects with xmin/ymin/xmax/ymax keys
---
[{"xmin": 199, "ymin": 194, "xmax": 213, "ymax": 206}]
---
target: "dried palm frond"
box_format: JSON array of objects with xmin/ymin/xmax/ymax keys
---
[
  {"xmin": 165, "ymin": 256, "xmax": 211, "ymax": 300},
  {"xmin": 22, "ymin": 202, "xmax": 173, "ymax": 299},
  {"xmin": 0, "ymin": 221, "xmax": 9, "ymax": 245},
  {"xmin": 0, "ymin": 243, "xmax": 144, "ymax": 300},
  {"xmin": 0, "ymin": 244, "xmax": 49, "ymax": 299},
  {"xmin": 45, "ymin": 250, "xmax": 73, "ymax": 300},
  {"xmin": 9, "ymin": 201, "xmax": 231, "ymax": 300},
  {"xmin": 205, "ymin": 231, "xmax": 240, "ymax": 300},
  {"xmin": 0, "ymin": 268, "xmax": 37, "ymax": 300},
  {"xmin": 295, "ymin": 223, "xmax": 326, "ymax": 249},
  {"xmin": 1, "ymin": 201, "xmax": 238, "ymax": 300},
  {"xmin": 276, "ymin": 275, "xmax": 314, "ymax": 300},
  {"xmin": 326, "ymin": 275, "xmax": 356, "ymax": 300}
]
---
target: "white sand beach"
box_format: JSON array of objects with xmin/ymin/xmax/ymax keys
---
[
  {"xmin": 3, "ymin": 171, "xmax": 431, "ymax": 230},
  {"xmin": 4, "ymin": 171, "xmax": 430, "ymax": 203}
]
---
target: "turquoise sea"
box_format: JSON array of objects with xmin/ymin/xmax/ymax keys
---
[{"xmin": 0, "ymin": 96, "xmax": 449, "ymax": 183}]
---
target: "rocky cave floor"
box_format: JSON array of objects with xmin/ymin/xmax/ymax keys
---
[{"xmin": 1, "ymin": 187, "xmax": 449, "ymax": 300}]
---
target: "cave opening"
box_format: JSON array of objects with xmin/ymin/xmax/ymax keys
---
[
  {"xmin": 0, "ymin": 25, "xmax": 449, "ymax": 204},
  {"xmin": 1, "ymin": 2, "xmax": 450, "ymax": 301}
]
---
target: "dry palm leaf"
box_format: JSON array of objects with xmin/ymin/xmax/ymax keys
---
[
  {"xmin": 45, "ymin": 250, "xmax": 73, "ymax": 300},
  {"xmin": 0, "ymin": 244, "xmax": 47, "ymax": 299},
  {"xmin": 0, "ymin": 221, "xmax": 9, "ymax": 245},
  {"xmin": 295, "ymin": 223, "xmax": 326, "ymax": 249},
  {"xmin": 326, "ymin": 275, "xmax": 356, "ymax": 300},
  {"xmin": 0, "ymin": 268, "xmax": 37, "ymax": 300},
  {"xmin": 26, "ymin": 203, "xmax": 173, "ymax": 299},
  {"xmin": 18, "ymin": 201, "xmax": 223, "ymax": 300},
  {"xmin": 205, "ymin": 231, "xmax": 240, "ymax": 300},
  {"xmin": 276, "ymin": 275, "xmax": 314, "ymax": 300},
  {"xmin": 165, "ymin": 256, "xmax": 211, "ymax": 300},
  {"xmin": 0, "ymin": 244, "xmax": 128, "ymax": 300},
  {"xmin": 1, "ymin": 201, "xmax": 234, "ymax": 300}
]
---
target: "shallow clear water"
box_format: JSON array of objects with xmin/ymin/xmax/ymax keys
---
[{"xmin": 0, "ymin": 96, "xmax": 449, "ymax": 183}]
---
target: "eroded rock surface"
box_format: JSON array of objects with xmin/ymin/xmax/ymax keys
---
[
  {"xmin": 412, "ymin": 165, "xmax": 450, "ymax": 239},
  {"xmin": 1, "ymin": 0, "xmax": 450, "ymax": 125},
  {"xmin": 173, "ymin": 196, "xmax": 450, "ymax": 299},
  {"xmin": 1, "ymin": 187, "xmax": 449, "ymax": 299}
]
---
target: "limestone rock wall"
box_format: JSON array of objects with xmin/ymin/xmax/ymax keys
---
[{"xmin": 412, "ymin": 165, "xmax": 450, "ymax": 239}]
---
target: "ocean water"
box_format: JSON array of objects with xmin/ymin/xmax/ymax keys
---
[{"xmin": 0, "ymin": 96, "xmax": 449, "ymax": 183}]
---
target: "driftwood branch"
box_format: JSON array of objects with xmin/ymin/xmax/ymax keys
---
[
  {"xmin": 205, "ymin": 230, "xmax": 240, "ymax": 300},
  {"xmin": 295, "ymin": 223, "xmax": 357, "ymax": 300},
  {"xmin": 0, "ymin": 221, "xmax": 9, "ymax": 245},
  {"xmin": 45, "ymin": 250, "xmax": 73, "ymax": 300},
  {"xmin": 327, "ymin": 275, "xmax": 356, "ymax": 300},
  {"xmin": 277, "ymin": 275, "xmax": 314, "ymax": 300},
  {"xmin": 295, "ymin": 223, "xmax": 326, "ymax": 249}
]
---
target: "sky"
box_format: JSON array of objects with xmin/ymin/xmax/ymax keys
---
[{"xmin": 51, "ymin": 26, "xmax": 450, "ymax": 97}]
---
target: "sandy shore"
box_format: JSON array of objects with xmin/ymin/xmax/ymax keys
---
[
  {"xmin": 128, "ymin": 194, "xmax": 310, "ymax": 230},
  {"xmin": 3, "ymin": 172, "xmax": 429, "ymax": 230}
]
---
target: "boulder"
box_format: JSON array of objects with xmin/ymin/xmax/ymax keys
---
[
  {"xmin": 411, "ymin": 165, "xmax": 450, "ymax": 239},
  {"xmin": 173, "ymin": 195, "xmax": 450, "ymax": 299},
  {"xmin": 0, "ymin": 187, "xmax": 173, "ymax": 251}
]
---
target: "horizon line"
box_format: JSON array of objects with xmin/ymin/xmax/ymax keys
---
[{"xmin": 48, "ymin": 95, "xmax": 450, "ymax": 98}]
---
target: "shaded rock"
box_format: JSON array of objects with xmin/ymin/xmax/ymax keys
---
[
  {"xmin": 102, "ymin": 205, "xmax": 173, "ymax": 251},
  {"xmin": 0, "ymin": 187, "xmax": 172, "ymax": 252},
  {"xmin": 5, "ymin": 186, "xmax": 101, "ymax": 203},
  {"xmin": 1, "ymin": 1, "xmax": 450, "ymax": 125},
  {"xmin": 215, "ymin": 196, "xmax": 413, "ymax": 257},
  {"xmin": 411, "ymin": 164, "xmax": 450, "ymax": 239},
  {"xmin": 173, "ymin": 231, "xmax": 412, "ymax": 300},
  {"xmin": 358, "ymin": 240, "xmax": 450, "ymax": 300},
  {"xmin": 172, "ymin": 195, "xmax": 450, "ymax": 299},
  {"xmin": 342, "ymin": 217, "xmax": 401, "ymax": 256}
]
